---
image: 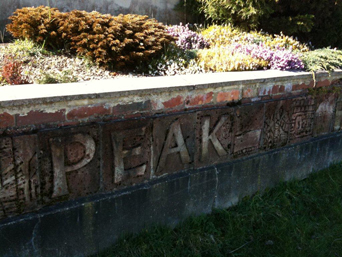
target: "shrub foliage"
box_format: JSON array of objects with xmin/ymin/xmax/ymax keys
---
[
  {"xmin": 201, "ymin": 25, "xmax": 309, "ymax": 52},
  {"xmin": 6, "ymin": 6, "xmax": 64, "ymax": 49},
  {"xmin": 7, "ymin": 7, "xmax": 175, "ymax": 70},
  {"xmin": 199, "ymin": 0, "xmax": 342, "ymax": 48},
  {"xmin": 301, "ymin": 48, "xmax": 342, "ymax": 71},
  {"xmin": 199, "ymin": 0, "xmax": 273, "ymax": 30}
]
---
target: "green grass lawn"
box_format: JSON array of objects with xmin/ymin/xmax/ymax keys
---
[{"xmin": 94, "ymin": 163, "xmax": 342, "ymax": 257}]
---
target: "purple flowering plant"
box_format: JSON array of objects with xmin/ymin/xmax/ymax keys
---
[
  {"xmin": 231, "ymin": 43, "xmax": 304, "ymax": 70},
  {"xmin": 167, "ymin": 23, "xmax": 210, "ymax": 50}
]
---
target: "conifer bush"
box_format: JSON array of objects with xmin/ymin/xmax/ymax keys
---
[
  {"xmin": 109, "ymin": 14, "xmax": 175, "ymax": 69},
  {"xmin": 6, "ymin": 6, "xmax": 64, "ymax": 49},
  {"xmin": 7, "ymin": 7, "xmax": 175, "ymax": 70}
]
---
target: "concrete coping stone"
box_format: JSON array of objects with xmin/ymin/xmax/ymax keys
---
[{"xmin": 0, "ymin": 70, "xmax": 341, "ymax": 106}]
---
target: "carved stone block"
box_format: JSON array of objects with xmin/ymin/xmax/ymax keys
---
[
  {"xmin": 314, "ymin": 94, "xmax": 336, "ymax": 136},
  {"xmin": 153, "ymin": 114, "xmax": 196, "ymax": 176},
  {"xmin": 39, "ymin": 126, "xmax": 100, "ymax": 204},
  {"xmin": 263, "ymin": 100, "xmax": 292, "ymax": 150},
  {"xmin": 233, "ymin": 104, "xmax": 264, "ymax": 157},
  {"xmin": 289, "ymin": 97, "xmax": 315, "ymax": 143},
  {"xmin": 13, "ymin": 135, "xmax": 39, "ymax": 213},
  {"xmin": 102, "ymin": 119, "xmax": 152, "ymax": 191},
  {"xmin": 0, "ymin": 137, "xmax": 16, "ymax": 219},
  {"xmin": 334, "ymin": 101, "xmax": 342, "ymax": 131},
  {"xmin": 195, "ymin": 108, "xmax": 234, "ymax": 168}
]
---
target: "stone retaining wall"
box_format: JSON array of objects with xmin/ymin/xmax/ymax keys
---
[{"xmin": 1, "ymin": 70, "xmax": 342, "ymax": 256}]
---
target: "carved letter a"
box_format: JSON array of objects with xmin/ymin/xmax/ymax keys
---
[{"xmin": 157, "ymin": 120, "xmax": 191, "ymax": 174}]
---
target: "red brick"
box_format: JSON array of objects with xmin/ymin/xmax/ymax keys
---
[
  {"xmin": 0, "ymin": 112, "xmax": 15, "ymax": 128},
  {"xmin": 217, "ymin": 90, "xmax": 240, "ymax": 102},
  {"xmin": 186, "ymin": 92, "xmax": 213, "ymax": 106},
  {"xmin": 292, "ymin": 84, "xmax": 300, "ymax": 91},
  {"xmin": 316, "ymin": 79, "xmax": 331, "ymax": 88},
  {"xmin": 162, "ymin": 95, "xmax": 184, "ymax": 109},
  {"xmin": 17, "ymin": 110, "xmax": 65, "ymax": 126},
  {"xmin": 271, "ymin": 85, "xmax": 279, "ymax": 94},
  {"xmin": 242, "ymin": 88, "xmax": 255, "ymax": 98},
  {"xmin": 67, "ymin": 105, "xmax": 110, "ymax": 120},
  {"xmin": 279, "ymin": 85, "xmax": 285, "ymax": 93},
  {"xmin": 293, "ymin": 83, "xmax": 309, "ymax": 91}
]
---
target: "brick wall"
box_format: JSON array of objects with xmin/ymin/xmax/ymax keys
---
[{"xmin": 1, "ymin": 70, "xmax": 342, "ymax": 256}]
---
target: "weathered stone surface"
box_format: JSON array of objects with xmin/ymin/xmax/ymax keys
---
[
  {"xmin": 38, "ymin": 126, "xmax": 100, "ymax": 204},
  {"xmin": 289, "ymin": 97, "xmax": 315, "ymax": 143},
  {"xmin": 13, "ymin": 135, "xmax": 40, "ymax": 214},
  {"xmin": 195, "ymin": 108, "xmax": 234, "ymax": 168},
  {"xmin": 233, "ymin": 104, "xmax": 264, "ymax": 157},
  {"xmin": 153, "ymin": 114, "xmax": 196, "ymax": 176},
  {"xmin": 313, "ymin": 94, "xmax": 336, "ymax": 136},
  {"xmin": 263, "ymin": 100, "xmax": 292, "ymax": 150},
  {"xmin": 216, "ymin": 157, "xmax": 260, "ymax": 209},
  {"xmin": 186, "ymin": 167, "xmax": 217, "ymax": 215},
  {"xmin": 0, "ymin": 135, "xmax": 40, "ymax": 219},
  {"xmin": 102, "ymin": 119, "xmax": 152, "ymax": 191},
  {"xmin": 0, "ymin": 137, "xmax": 16, "ymax": 219},
  {"xmin": 0, "ymin": 112, "xmax": 15, "ymax": 128},
  {"xmin": 334, "ymin": 101, "xmax": 342, "ymax": 131}
]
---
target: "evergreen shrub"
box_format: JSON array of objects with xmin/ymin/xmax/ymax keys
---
[
  {"xmin": 301, "ymin": 48, "xmax": 342, "ymax": 71},
  {"xmin": 7, "ymin": 7, "xmax": 175, "ymax": 70},
  {"xmin": 6, "ymin": 6, "xmax": 64, "ymax": 49}
]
